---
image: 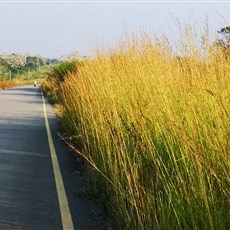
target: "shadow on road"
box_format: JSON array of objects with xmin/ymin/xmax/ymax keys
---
[
  {"xmin": 0, "ymin": 85, "xmax": 108, "ymax": 230},
  {"xmin": 0, "ymin": 86, "xmax": 43, "ymax": 105}
]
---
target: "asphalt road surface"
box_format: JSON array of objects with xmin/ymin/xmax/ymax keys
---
[{"xmin": 0, "ymin": 86, "xmax": 106, "ymax": 230}]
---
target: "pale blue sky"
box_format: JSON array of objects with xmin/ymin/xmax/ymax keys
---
[{"xmin": 0, "ymin": 1, "xmax": 229, "ymax": 58}]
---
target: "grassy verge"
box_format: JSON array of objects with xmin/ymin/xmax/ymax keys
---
[
  {"xmin": 0, "ymin": 65, "xmax": 53, "ymax": 90},
  {"xmin": 0, "ymin": 79, "xmax": 22, "ymax": 90},
  {"xmin": 13, "ymin": 65, "xmax": 52, "ymax": 85},
  {"xmin": 42, "ymin": 31, "xmax": 230, "ymax": 229}
]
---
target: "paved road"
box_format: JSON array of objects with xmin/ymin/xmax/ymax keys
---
[{"xmin": 0, "ymin": 86, "xmax": 105, "ymax": 230}]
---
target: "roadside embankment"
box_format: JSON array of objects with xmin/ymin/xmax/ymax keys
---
[{"xmin": 42, "ymin": 31, "xmax": 230, "ymax": 230}]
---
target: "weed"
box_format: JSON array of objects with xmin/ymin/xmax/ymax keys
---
[{"xmin": 43, "ymin": 29, "xmax": 230, "ymax": 229}]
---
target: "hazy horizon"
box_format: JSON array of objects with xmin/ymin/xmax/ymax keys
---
[{"xmin": 0, "ymin": 1, "xmax": 229, "ymax": 59}]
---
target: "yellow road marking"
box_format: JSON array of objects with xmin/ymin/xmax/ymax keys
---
[{"xmin": 42, "ymin": 92, "xmax": 74, "ymax": 230}]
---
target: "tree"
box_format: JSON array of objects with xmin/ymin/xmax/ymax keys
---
[
  {"xmin": 217, "ymin": 26, "xmax": 230, "ymax": 47},
  {"xmin": 215, "ymin": 26, "xmax": 230, "ymax": 59}
]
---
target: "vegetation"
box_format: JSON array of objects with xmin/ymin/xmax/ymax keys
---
[
  {"xmin": 44, "ymin": 27, "xmax": 230, "ymax": 229},
  {"xmin": 50, "ymin": 60, "xmax": 79, "ymax": 82},
  {"xmin": 217, "ymin": 26, "xmax": 230, "ymax": 48},
  {"xmin": 42, "ymin": 60, "xmax": 79, "ymax": 104},
  {"xmin": 0, "ymin": 79, "xmax": 22, "ymax": 90},
  {"xmin": 14, "ymin": 65, "xmax": 53, "ymax": 84},
  {"xmin": 0, "ymin": 53, "xmax": 58, "ymax": 88}
]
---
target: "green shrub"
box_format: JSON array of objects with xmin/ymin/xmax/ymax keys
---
[{"xmin": 50, "ymin": 61, "xmax": 78, "ymax": 82}]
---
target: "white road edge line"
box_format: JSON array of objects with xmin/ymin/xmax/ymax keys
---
[{"xmin": 41, "ymin": 91, "xmax": 74, "ymax": 230}]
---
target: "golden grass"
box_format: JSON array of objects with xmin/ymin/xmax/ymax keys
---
[
  {"xmin": 0, "ymin": 79, "xmax": 22, "ymax": 90},
  {"xmin": 44, "ymin": 32, "xmax": 230, "ymax": 229}
]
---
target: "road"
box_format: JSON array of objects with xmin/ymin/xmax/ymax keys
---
[{"xmin": 0, "ymin": 86, "xmax": 106, "ymax": 230}]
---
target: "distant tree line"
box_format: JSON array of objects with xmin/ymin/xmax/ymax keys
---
[
  {"xmin": 0, "ymin": 54, "xmax": 59, "ymax": 79},
  {"xmin": 215, "ymin": 26, "xmax": 230, "ymax": 58}
]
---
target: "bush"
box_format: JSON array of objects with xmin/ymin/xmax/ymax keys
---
[{"xmin": 50, "ymin": 60, "xmax": 79, "ymax": 82}]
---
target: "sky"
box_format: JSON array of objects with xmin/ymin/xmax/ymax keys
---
[{"xmin": 0, "ymin": 1, "xmax": 230, "ymax": 59}]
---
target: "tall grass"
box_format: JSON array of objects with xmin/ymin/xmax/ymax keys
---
[
  {"xmin": 0, "ymin": 79, "xmax": 21, "ymax": 89},
  {"xmin": 44, "ymin": 30, "xmax": 230, "ymax": 229}
]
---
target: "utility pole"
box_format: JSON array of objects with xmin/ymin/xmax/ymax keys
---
[
  {"xmin": 38, "ymin": 57, "xmax": 40, "ymax": 70},
  {"xmin": 9, "ymin": 70, "xmax": 12, "ymax": 80}
]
